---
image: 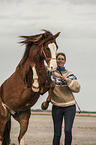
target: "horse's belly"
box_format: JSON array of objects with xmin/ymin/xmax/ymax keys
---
[{"xmin": 15, "ymin": 90, "xmax": 40, "ymax": 111}]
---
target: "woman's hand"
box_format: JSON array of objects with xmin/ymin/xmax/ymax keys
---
[{"xmin": 60, "ymin": 76, "xmax": 69, "ymax": 82}]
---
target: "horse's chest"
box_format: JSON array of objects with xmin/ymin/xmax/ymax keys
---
[
  {"xmin": 38, "ymin": 70, "xmax": 47, "ymax": 84},
  {"xmin": 39, "ymin": 74, "xmax": 47, "ymax": 85}
]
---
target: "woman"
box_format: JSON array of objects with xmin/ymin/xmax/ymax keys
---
[{"xmin": 49, "ymin": 52, "xmax": 80, "ymax": 145}]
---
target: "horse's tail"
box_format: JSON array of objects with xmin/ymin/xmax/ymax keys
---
[{"xmin": 2, "ymin": 117, "xmax": 11, "ymax": 145}]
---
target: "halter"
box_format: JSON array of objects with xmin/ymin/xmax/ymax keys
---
[{"xmin": 41, "ymin": 46, "xmax": 56, "ymax": 60}]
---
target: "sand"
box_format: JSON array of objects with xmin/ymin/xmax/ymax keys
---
[{"xmin": 10, "ymin": 112, "xmax": 96, "ymax": 145}]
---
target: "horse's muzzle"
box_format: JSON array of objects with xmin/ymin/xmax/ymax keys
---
[{"xmin": 47, "ymin": 59, "xmax": 57, "ymax": 72}]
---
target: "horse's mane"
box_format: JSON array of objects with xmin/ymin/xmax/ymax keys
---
[
  {"xmin": 20, "ymin": 30, "xmax": 54, "ymax": 45},
  {"xmin": 17, "ymin": 30, "xmax": 55, "ymax": 68}
]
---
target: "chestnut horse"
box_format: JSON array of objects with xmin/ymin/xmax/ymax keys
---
[{"xmin": 0, "ymin": 30, "xmax": 60, "ymax": 145}]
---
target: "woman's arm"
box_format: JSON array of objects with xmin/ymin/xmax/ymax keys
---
[{"xmin": 60, "ymin": 75, "xmax": 80, "ymax": 93}]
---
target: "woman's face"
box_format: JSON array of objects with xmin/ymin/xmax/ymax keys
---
[{"xmin": 57, "ymin": 55, "xmax": 66, "ymax": 68}]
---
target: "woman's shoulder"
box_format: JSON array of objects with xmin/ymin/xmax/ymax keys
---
[
  {"xmin": 65, "ymin": 70, "xmax": 77, "ymax": 80},
  {"xmin": 62, "ymin": 69, "xmax": 72, "ymax": 75}
]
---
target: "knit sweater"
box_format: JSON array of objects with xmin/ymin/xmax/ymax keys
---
[{"xmin": 48, "ymin": 68, "xmax": 80, "ymax": 107}]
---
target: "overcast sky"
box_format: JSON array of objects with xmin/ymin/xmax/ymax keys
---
[{"xmin": 0, "ymin": 0, "xmax": 96, "ymax": 111}]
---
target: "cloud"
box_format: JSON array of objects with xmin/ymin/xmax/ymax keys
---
[
  {"xmin": 0, "ymin": 0, "xmax": 96, "ymax": 41},
  {"xmin": 61, "ymin": 0, "xmax": 96, "ymax": 5}
]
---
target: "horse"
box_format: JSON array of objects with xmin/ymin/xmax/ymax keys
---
[{"xmin": 0, "ymin": 30, "xmax": 60, "ymax": 145}]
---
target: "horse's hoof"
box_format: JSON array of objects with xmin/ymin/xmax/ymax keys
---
[
  {"xmin": 41, "ymin": 101, "xmax": 49, "ymax": 110},
  {"xmin": 32, "ymin": 86, "xmax": 39, "ymax": 92},
  {"xmin": 32, "ymin": 79, "xmax": 39, "ymax": 92}
]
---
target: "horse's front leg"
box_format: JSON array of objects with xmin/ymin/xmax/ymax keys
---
[
  {"xmin": 14, "ymin": 109, "xmax": 31, "ymax": 145},
  {"xmin": 31, "ymin": 65, "xmax": 39, "ymax": 92},
  {"xmin": 41, "ymin": 81, "xmax": 55, "ymax": 110}
]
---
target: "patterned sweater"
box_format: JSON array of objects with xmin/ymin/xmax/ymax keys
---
[{"xmin": 48, "ymin": 68, "xmax": 80, "ymax": 107}]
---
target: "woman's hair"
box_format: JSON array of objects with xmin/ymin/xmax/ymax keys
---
[{"xmin": 56, "ymin": 52, "xmax": 66, "ymax": 62}]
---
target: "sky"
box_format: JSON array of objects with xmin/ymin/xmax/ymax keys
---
[{"xmin": 0, "ymin": 0, "xmax": 96, "ymax": 112}]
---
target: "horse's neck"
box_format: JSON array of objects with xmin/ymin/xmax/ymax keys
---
[{"xmin": 35, "ymin": 60, "xmax": 45, "ymax": 73}]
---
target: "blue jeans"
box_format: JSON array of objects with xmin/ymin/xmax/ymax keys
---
[{"xmin": 52, "ymin": 105, "xmax": 76, "ymax": 145}]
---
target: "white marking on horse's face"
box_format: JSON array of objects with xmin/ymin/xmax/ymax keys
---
[
  {"xmin": 48, "ymin": 43, "xmax": 57, "ymax": 71},
  {"xmin": 0, "ymin": 141, "xmax": 2, "ymax": 145}
]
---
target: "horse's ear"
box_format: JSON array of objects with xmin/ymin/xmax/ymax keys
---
[{"xmin": 54, "ymin": 32, "xmax": 61, "ymax": 39}]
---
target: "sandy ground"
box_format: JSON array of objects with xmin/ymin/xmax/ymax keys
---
[{"xmin": 10, "ymin": 112, "xmax": 96, "ymax": 145}]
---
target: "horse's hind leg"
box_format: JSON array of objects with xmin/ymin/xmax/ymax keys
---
[
  {"xmin": 0, "ymin": 100, "xmax": 10, "ymax": 145},
  {"xmin": 14, "ymin": 109, "xmax": 31, "ymax": 145}
]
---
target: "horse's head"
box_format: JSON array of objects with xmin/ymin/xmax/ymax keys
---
[
  {"xmin": 39, "ymin": 30, "xmax": 60, "ymax": 71},
  {"xmin": 19, "ymin": 30, "xmax": 60, "ymax": 72}
]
